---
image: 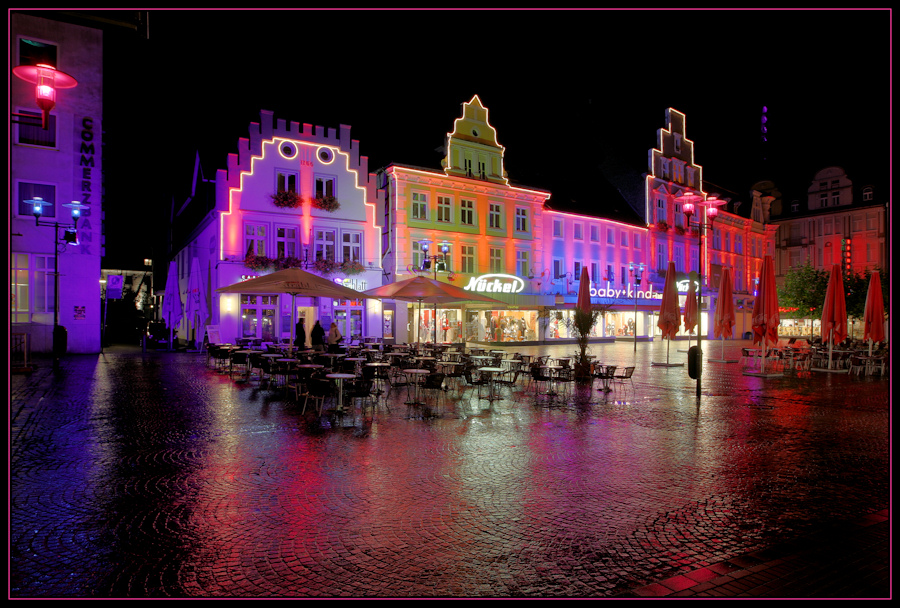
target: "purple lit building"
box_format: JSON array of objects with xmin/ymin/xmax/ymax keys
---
[{"xmin": 11, "ymin": 12, "xmax": 104, "ymax": 356}]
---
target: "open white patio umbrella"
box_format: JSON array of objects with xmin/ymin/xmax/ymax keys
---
[
  {"xmin": 216, "ymin": 267, "xmax": 377, "ymax": 344},
  {"xmin": 160, "ymin": 259, "xmax": 183, "ymax": 351},
  {"xmin": 362, "ymin": 276, "xmax": 504, "ymax": 345}
]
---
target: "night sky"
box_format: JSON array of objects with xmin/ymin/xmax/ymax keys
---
[{"xmin": 99, "ymin": 9, "xmax": 890, "ymax": 268}]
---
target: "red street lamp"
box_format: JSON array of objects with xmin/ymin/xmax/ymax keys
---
[
  {"xmin": 678, "ymin": 191, "xmax": 725, "ymax": 397},
  {"xmin": 12, "ymin": 63, "xmax": 78, "ymax": 130}
]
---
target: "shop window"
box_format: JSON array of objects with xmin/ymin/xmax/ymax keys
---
[{"xmin": 240, "ymin": 294, "xmax": 278, "ymax": 342}]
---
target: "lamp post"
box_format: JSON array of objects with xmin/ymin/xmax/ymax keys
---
[
  {"xmin": 23, "ymin": 197, "xmax": 90, "ymax": 371},
  {"xmin": 418, "ymin": 239, "xmax": 450, "ymax": 343},
  {"xmin": 629, "ymin": 262, "xmax": 645, "ymax": 352},
  {"xmin": 12, "ymin": 63, "xmax": 78, "ymax": 130},
  {"xmin": 678, "ymin": 192, "xmax": 722, "ymax": 397}
]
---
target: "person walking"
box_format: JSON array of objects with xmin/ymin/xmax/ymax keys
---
[
  {"xmin": 294, "ymin": 318, "xmax": 306, "ymax": 349},
  {"xmin": 311, "ymin": 320, "xmax": 326, "ymax": 352},
  {"xmin": 327, "ymin": 322, "xmax": 343, "ymax": 354}
]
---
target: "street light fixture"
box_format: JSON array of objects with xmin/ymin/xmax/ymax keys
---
[
  {"xmin": 418, "ymin": 239, "xmax": 451, "ymax": 343},
  {"xmin": 678, "ymin": 192, "xmax": 723, "ymax": 397},
  {"xmin": 22, "ymin": 197, "xmax": 90, "ymax": 371},
  {"xmin": 12, "ymin": 63, "xmax": 78, "ymax": 130},
  {"xmin": 629, "ymin": 262, "xmax": 645, "ymax": 352}
]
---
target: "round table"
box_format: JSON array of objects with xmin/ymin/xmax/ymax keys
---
[
  {"xmin": 401, "ymin": 369, "xmax": 430, "ymax": 406},
  {"xmin": 541, "ymin": 365, "xmax": 562, "ymax": 395},
  {"xmin": 477, "ymin": 367, "xmax": 505, "ymax": 402},
  {"xmin": 326, "ymin": 373, "xmax": 357, "ymax": 411}
]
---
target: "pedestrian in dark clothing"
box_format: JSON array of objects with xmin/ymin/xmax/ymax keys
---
[
  {"xmin": 295, "ymin": 319, "xmax": 306, "ymax": 349},
  {"xmin": 311, "ymin": 321, "xmax": 326, "ymax": 352}
]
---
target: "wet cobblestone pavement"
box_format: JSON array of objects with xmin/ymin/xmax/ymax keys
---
[{"xmin": 10, "ymin": 341, "xmax": 891, "ymax": 598}]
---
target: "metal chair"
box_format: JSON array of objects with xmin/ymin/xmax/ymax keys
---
[{"xmin": 612, "ymin": 366, "xmax": 636, "ymax": 390}]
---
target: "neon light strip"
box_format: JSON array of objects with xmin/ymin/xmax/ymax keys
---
[
  {"xmin": 392, "ymin": 166, "xmax": 549, "ymax": 199},
  {"xmin": 544, "ymin": 208, "xmax": 649, "ymax": 232},
  {"xmin": 445, "ymin": 94, "xmax": 508, "ymax": 185}
]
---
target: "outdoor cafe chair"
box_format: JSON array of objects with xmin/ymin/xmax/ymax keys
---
[
  {"xmin": 302, "ymin": 378, "xmax": 333, "ymax": 415},
  {"xmin": 593, "ymin": 365, "xmax": 616, "ymax": 392},
  {"xmin": 612, "ymin": 366, "xmax": 635, "ymax": 390}
]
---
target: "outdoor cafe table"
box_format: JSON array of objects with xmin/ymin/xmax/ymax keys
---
[
  {"xmin": 325, "ymin": 373, "xmax": 357, "ymax": 412},
  {"xmin": 594, "ymin": 364, "xmax": 614, "ymax": 392},
  {"xmin": 477, "ymin": 367, "xmax": 504, "ymax": 403},
  {"xmin": 344, "ymin": 357, "xmax": 366, "ymax": 375},
  {"xmin": 541, "ymin": 365, "xmax": 563, "ymax": 396},
  {"xmin": 365, "ymin": 362, "xmax": 391, "ymax": 394},
  {"xmin": 401, "ymin": 369, "xmax": 430, "ymax": 406}
]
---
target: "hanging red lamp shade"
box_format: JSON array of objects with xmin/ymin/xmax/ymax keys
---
[{"xmin": 12, "ymin": 63, "xmax": 78, "ymax": 130}]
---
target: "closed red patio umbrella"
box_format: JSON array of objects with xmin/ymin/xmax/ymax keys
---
[
  {"xmin": 748, "ymin": 255, "xmax": 780, "ymax": 376},
  {"xmin": 683, "ymin": 273, "xmax": 697, "ymax": 335},
  {"xmin": 652, "ymin": 261, "xmax": 682, "ymax": 367},
  {"xmin": 711, "ymin": 267, "xmax": 737, "ymax": 363},
  {"xmin": 818, "ymin": 264, "xmax": 848, "ymax": 371},
  {"xmin": 862, "ymin": 271, "xmax": 885, "ymax": 355}
]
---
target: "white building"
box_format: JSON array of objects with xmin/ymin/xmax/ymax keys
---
[{"xmin": 169, "ymin": 111, "xmax": 385, "ymax": 347}]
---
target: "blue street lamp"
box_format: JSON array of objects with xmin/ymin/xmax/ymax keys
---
[{"xmin": 22, "ymin": 197, "xmax": 90, "ymax": 371}]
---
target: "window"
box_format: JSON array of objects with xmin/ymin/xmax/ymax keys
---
[
  {"xmin": 245, "ymin": 223, "xmax": 267, "ymax": 257},
  {"xmin": 674, "ymin": 202, "xmax": 684, "ymax": 228},
  {"xmin": 515, "ymin": 208, "xmax": 529, "ymax": 232},
  {"xmin": 674, "ymin": 134, "xmax": 682, "ymax": 153},
  {"xmin": 724, "ymin": 232, "xmax": 730, "ymax": 252},
  {"xmin": 464, "ymin": 155, "xmax": 473, "ymax": 177},
  {"xmin": 240, "ymin": 294, "xmax": 278, "ymax": 342},
  {"xmin": 661, "ymin": 159, "xmax": 670, "ymax": 180},
  {"xmin": 656, "ymin": 243, "xmax": 665, "ymax": 270},
  {"xmin": 591, "ymin": 262, "xmax": 600, "ymax": 283},
  {"xmin": 438, "ymin": 244, "xmax": 452, "ymax": 272},
  {"xmin": 607, "ymin": 228, "xmax": 615, "ymax": 244},
  {"xmin": 735, "ymin": 234, "xmax": 743, "ymax": 254},
  {"xmin": 820, "ymin": 192, "xmax": 828, "ymax": 207},
  {"xmin": 314, "ymin": 228, "xmax": 336, "ymax": 260},
  {"xmin": 590, "ymin": 225, "xmax": 599, "ymax": 242},
  {"xmin": 460, "ymin": 199, "xmax": 475, "ymax": 225},
  {"xmin": 690, "ymin": 247, "xmax": 698, "ymax": 274},
  {"xmin": 17, "ymin": 182, "xmax": 56, "ymax": 219},
  {"xmin": 574, "ymin": 223, "xmax": 583, "ymax": 240},
  {"xmin": 19, "ymin": 38, "xmax": 57, "ymax": 67},
  {"xmin": 478, "ymin": 159, "xmax": 487, "ymax": 179},
  {"xmin": 574, "ymin": 261, "xmax": 582, "ymax": 279},
  {"xmin": 621, "ymin": 231, "xmax": 629, "ymax": 247},
  {"xmin": 674, "ymin": 245, "xmax": 684, "ymax": 272},
  {"xmin": 553, "ymin": 258, "xmax": 564, "ymax": 279},
  {"xmin": 606, "ymin": 265, "xmax": 614, "ymax": 284},
  {"xmin": 489, "ymin": 248, "xmax": 503, "ymax": 273},
  {"xmin": 516, "ymin": 250, "xmax": 529, "ymax": 276},
  {"xmin": 10, "ymin": 253, "xmax": 55, "ymax": 323},
  {"xmin": 862, "ymin": 187, "xmax": 873, "ymax": 202},
  {"xmin": 275, "ymin": 226, "xmax": 298, "ymax": 258},
  {"xmin": 16, "ymin": 109, "xmax": 56, "ymax": 147},
  {"xmin": 553, "ymin": 219, "xmax": 563, "ymax": 238},
  {"xmin": 488, "ymin": 203, "xmax": 502, "ymax": 229},
  {"xmin": 411, "ymin": 192, "xmax": 428, "ymax": 220},
  {"xmin": 461, "ymin": 245, "xmax": 476, "ymax": 274},
  {"xmin": 342, "ymin": 231, "xmax": 361, "ymax": 262},
  {"xmin": 866, "ymin": 213, "xmax": 877, "ymax": 231},
  {"xmin": 831, "ymin": 191, "xmax": 840, "ymax": 206},
  {"xmin": 437, "ymin": 196, "xmax": 452, "ymax": 222},
  {"xmin": 633, "ymin": 233, "xmax": 641, "ymax": 249},
  {"xmin": 656, "ymin": 197, "xmax": 666, "ymax": 223},
  {"xmin": 276, "ymin": 170, "xmax": 298, "ymax": 194},
  {"xmin": 412, "ymin": 241, "xmax": 423, "ymax": 268},
  {"xmin": 621, "ymin": 266, "xmax": 628, "ymax": 286},
  {"xmin": 314, "ymin": 175, "xmax": 336, "ymax": 199},
  {"xmin": 712, "ymin": 229, "xmax": 720, "ymax": 251}
]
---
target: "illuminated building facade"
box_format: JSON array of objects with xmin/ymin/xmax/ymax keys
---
[
  {"xmin": 643, "ymin": 108, "xmax": 777, "ymax": 340},
  {"xmin": 170, "ymin": 111, "xmax": 385, "ymax": 346},
  {"xmin": 769, "ymin": 166, "xmax": 889, "ymax": 336},
  {"xmin": 379, "ymin": 95, "xmax": 552, "ymax": 344},
  {"xmin": 10, "ymin": 12, "xmax": 104, "ymax": 355}
]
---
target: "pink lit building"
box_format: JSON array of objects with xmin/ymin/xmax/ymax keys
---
[
  {"xmin": 643, "ymin": 108, "xmax": 777, "ymax": 340},
  {"xmin": 169, "ymin": 111, "xmax": 385, "ymax": 347}
]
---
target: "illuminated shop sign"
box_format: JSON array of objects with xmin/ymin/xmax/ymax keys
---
[
  {"xmin": 591, "ymin": 282, "xmax": 661, "ymax": 300},
  {"xmin": 463, "ymin": 274, "xmax": 525, "ymax": 294},
  {"xmin": 334, "ymin": 277, "xmax": 368, "ymax": 291}
]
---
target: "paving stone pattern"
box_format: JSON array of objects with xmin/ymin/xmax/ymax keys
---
[{"xmin": 10, "ymin": 341, "xmax": 890, "ymax": 598}]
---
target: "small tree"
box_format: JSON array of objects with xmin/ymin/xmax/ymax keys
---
[{"xmin": 778, "ymin": 263, "xmax": 829, "ymax": 340}]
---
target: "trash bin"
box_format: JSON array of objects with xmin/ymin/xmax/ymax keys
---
[{"xmin": 688, "ymin": 345, "xmax": 702, "ymax": 379}]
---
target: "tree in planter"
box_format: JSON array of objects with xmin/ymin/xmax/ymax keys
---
[{"xmin": 571, "ymin": 307, "xmax": 602, "ymax": 381}]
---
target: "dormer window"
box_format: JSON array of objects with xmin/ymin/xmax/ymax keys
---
[
  {"xmin": 862, "ymin": 186, "xmax": 873, "ymax": 201},
  {"xmin": 674, "ymin": 134, "xmax": 682, "ymax": 153}
]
